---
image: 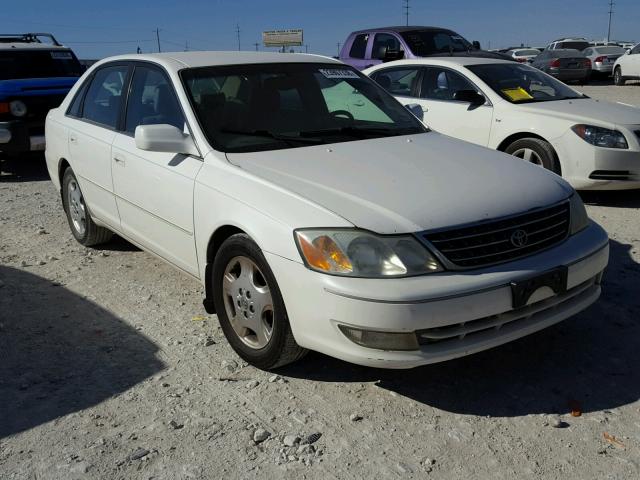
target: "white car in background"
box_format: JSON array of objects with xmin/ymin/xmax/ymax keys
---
[
  {"xmin": 506, "ymin": 48, "xmax": 540, "ymax": 64},
  {"xmin": 45, "ymin": 52, "xmax": 608, "ymax": 369},
  {"xmin": 613, "ymin": 43, "xmax": 640, "ymax": 85},
  {"xmin": 365, "ymin": 58, "xmax": 640, "ymax": 190}
]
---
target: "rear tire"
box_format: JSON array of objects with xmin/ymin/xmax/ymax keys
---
[
  {"xmin": 614, "ymin": 67, "xmax": 626, "ymax": 86},
  {"xmin": 504, "ymin": 138, "xmax": 561, "ymax": 175},
  {"xmin": 61, "ymin": 168, "xmax": 113, "ymax": 246},
  {"xmin": 212, "ymin": 233, "xmax": 307, "ymax": 370}
]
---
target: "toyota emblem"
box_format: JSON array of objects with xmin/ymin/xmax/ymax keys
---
[{"xmin": 510, "ymin": 229, "xmax": 529, "ymax": 248}]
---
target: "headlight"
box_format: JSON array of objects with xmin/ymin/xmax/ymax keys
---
[
  {"xmin": 295, "ymin": 229, "xmax": 443, "ymax": 277},
  {"xmin": 9, "ymin": 100, "xmax": 27, "ymax": 117},
  {"xmin": 571, "ymin": 124, "xmax": 628, "ymax": 149},
  {"xmin": 569, "ymin": 193, "xmax": 589, "ymax": 235}
]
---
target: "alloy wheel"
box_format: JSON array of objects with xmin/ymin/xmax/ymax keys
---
[
  {"xmin": 512, "ymin": 147, "xmax": 543, "ymax": 166},
  {"xmin": 67, "ymin": 179, "xmax": 87, "ymax": 235}
]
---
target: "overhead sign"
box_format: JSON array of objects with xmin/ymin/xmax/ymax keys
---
[{"xmin": 263, "ymin": 29, "xmax": 303, "ymax": 47}]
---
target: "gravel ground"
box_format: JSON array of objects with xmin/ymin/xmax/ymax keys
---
[{"xmin": 1, "ymin": 84, "xmax": 639, "ymax": 480}]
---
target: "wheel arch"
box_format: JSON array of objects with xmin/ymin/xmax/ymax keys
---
[
  {"xmin": 496, "ymin": 132, "xmax": 562, "ymax": 175},
  {"xmin": 203, "ymin": 224, "xmax": 247, "ymax": 314},
  {"xmin": 57, "ymin": 158, "xmax": 71, "ymax": 197}
]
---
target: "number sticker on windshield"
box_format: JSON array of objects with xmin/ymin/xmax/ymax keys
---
[
  {"xmin": 501, "ymin": 87, "xmax": 533, "ymax": 102},
  {"xmin": 319, "ymin": 69, "xmax": 360, "ymax": 79},
  {"xmin": 50, "ymin": 51, "xmax": 73, "ymax": 59}
]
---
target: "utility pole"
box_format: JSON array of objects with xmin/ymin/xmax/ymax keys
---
[
  {"xmin": 184, "ymin": 41, "xmax": 189, "ymax": 52},
  {"xmin": 305, "ymin": 44, "xmax": 309, "ymax": 53},
  {"xmin": 236, "ymin": 24, "xmax": 241, "ymax": 51},
  {"xmin": 403, "ymin": 0, "xmax": 410, "ymax": 27},
  {"xmin": 253, "ymin": 42, "xmax": 259, "ymax": 51},
  {"xmin": 607, "ymin": 0, "xmax": 615, "ymax": 43},
  {"xmin": 155, "ymin": 28, "xmax": 161, "ymax": 53}
]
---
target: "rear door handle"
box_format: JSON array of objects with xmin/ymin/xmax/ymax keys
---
[
  {"xmin": 69, "ymin": 134, "xmax": 77, "ymax": 143},
  {"xmin": 113, "ymin": 155, "xmax": 126, "ymax": 166}
]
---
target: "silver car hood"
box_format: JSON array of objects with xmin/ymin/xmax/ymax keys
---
[{"xmin": 227, "ymin": 133, "xmax": 572, "ymax": 234}]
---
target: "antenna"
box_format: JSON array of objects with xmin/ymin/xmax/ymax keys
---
[
  {"xmin": 155, "ymin": 28, "xmax": 161, "ymax": 53},
  {"xmin": 305, "ymin": 44, "xmax": 309, "ymax": 53},
  {"xmin": 337, "ymin": 42, "xmax": 341, "ymax": 56},
  {"xmin": 403, "ymin": 0, "xmax": 410, "ymax": 27},
  {"xmin": 253, "ymin": 42, "xmax": 259, "ymax": 51},
  {"xmin": 236, "ymin": 24, "xmax": 241, "ymax": 51},
  {"xmin": 607, "ymin": 0, "xmax": 615, "ymax": 43}
]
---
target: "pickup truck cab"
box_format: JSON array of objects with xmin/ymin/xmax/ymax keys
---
[
  {"xmin": 339, "ymin": 26, "xmax": 510, "ymax": 70},
  {"xmin": 0, "ymin": 33, "xmax": 83, "ymax": 155}
]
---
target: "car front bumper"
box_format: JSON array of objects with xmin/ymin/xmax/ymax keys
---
[
  {"xmin": 267, "ymin": 222, "xmax": 609, "ymax": 368},
  {"xmin": 0, "ymin": 120, "xmax": 46, "ymax": 154}
]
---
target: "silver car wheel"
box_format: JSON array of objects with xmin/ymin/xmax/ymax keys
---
[
  {"xmin": 67, "ymin": 179, "xmax": 87, "ymax": 236},
  {"xmin": 512, "ymin": 147, "xmax": 543, "ymax": 166},
  {"xmin": 222, "ymin": 255, "xmax": 274, "ymax": 349}
]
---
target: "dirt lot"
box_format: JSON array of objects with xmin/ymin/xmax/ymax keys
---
[{"xmin": 1, "ymin": 84, "xmax": 639, "ymax": 480}]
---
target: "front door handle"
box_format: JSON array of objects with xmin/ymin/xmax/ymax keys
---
[{"xmin": 113, "ymin": 155, "xmax": 126, "ymax": 166}]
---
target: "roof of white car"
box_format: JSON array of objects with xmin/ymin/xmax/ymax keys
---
[
  {"xmin": 95, "ymin": 51, "xmax": 341, "ymax": 70},
  {"xmin": 366, "ymin": 57, "xmax": 512, "ymax": 70}
]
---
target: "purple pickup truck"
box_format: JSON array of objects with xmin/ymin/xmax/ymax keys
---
[{"xmin": 339, "ymin": 26, "xmax": 511, "ymax": 70}]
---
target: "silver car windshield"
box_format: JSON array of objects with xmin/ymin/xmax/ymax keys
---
[
  {"xmin": 181, "ymin": 63, "xmax": 426, "ymax": 153},
  {"xmin": 467, "ymin": 63, "xmax": 585, "ymax": 104}
]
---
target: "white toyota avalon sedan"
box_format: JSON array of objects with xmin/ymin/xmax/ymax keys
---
[
  {"xmin": 365, "ymin": 58, "xmax": 640, "ymax": 190},
  {"xmin": 45, "ymin": 52, "xmax": 609, "ymax": 369}
]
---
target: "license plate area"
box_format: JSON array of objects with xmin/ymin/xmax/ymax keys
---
[{"xmin": 510, "ymin": 267, "xmax": 568, "ymax": 309}]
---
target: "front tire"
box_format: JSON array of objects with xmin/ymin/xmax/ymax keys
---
[
  {"xmin": 505, "ymin": 138, "xmax": 561, "ymax": 174},
  {"xmin": 212, "ymin": 233, "xmax": 307, "ymax": 370},
  {"xmin": 614, "ymin": 67, "xmax": 626, "ymax": 86},
  {"xmin": 61, "ymin": 168, "xmax": 113, "ymax": 246}
]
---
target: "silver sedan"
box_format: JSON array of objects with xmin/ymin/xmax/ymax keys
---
[{"xmin": 583, "ymin": 45, "xmax": 626, "ymax": 75}]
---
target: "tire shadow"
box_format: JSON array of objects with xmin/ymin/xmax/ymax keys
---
[
  {"xmin": 281, "ymin": 238, "xmax": 640, "ymax": 417},
  {"xmin": 0, "ymin": 266, "xmax": 165, "ymax": 438}
]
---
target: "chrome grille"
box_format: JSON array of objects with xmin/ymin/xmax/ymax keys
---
[{"xmin": 423, "ymin": 202, "xmax": 570, "ymax": 269}]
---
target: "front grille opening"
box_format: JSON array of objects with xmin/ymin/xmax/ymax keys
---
[
  {"xmin": 589, "ymin": 170, "xmax": 631, "ymax": 181},
  {"xmin": 417, "ymin": 276, "xmax": 597, "ymax": 346},
  {"xmin": 423, "ymin": 202, "xmax": 570, "ymax": 269}
]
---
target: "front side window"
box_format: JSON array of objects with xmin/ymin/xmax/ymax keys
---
[
  {"xmin": 420, "ymin": 67, "xmax": 476, "ymax": 101},
  {"xmin": 372, "ymin": 33, "xmax": 402, "ymax": 60},
  {"xmin": 371, "ymin": 67, "xmax": 419, "ymax": 97},
  {"xmin": 182, "ymin": 63, "xmax": 425, "ymax": 153},
  {"xmin": 349, "ymin": 34, "xmax": 369, "ymax": 59},
  {"xmin": 400, "ymin": 29, "xmax": 472, "ymax": 56},
  {"xmin": 82, "ymin": 65, "xmax": 129, "ymax": 128},
  {"xmin": 467, "ymin": 63, "xmax": 584, "ymax": 104},
  {"xmin": 125, "ymin": 65, "xmax": 185, "ymax": 133}
]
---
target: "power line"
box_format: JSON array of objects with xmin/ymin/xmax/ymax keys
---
[
  {"xmin": 403, "ymin": 0, "xmax": 410, "ymax": 27},
  {"xmin": 607, "ymin": 0, "xmax": 615, "ymax": 42}
]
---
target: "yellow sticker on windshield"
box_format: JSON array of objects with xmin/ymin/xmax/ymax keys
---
[{"xmin": 501, "ymin": 87, "xmax": 533, "ymax": 102}]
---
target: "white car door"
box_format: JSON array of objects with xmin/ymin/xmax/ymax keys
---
[
  {"xmin": 111, "ymin": 64, "xmax": 202, "ymax": 276},
  {"xmin": 630, "ymin": 45, "xmax": 640, "ymax": 76},
  {"xmin": 66, "ymin": 64, "xmax": 130, "ymax": 230},
  {"xmin": 415, "ymin": 66, "xmax": 493, "ymax": 146}
]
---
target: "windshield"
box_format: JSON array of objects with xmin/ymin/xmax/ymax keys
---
[
  {"xmin": 595, "ymin": 46, "xmax": 625, "ymax": 54},
  {"xmin": 0, "ymin": 50, "xmax": 83, "ymax": 80},
  {"xmin": 400, "ymin": 30, "xmax": 472, "ymax": 56},
  {"xmin": 182, "ymin": 62, "xmax": 426, "ymax": 153},
  {"xmin": 558, "ymin": 41, "xmax": 589, "ymax": 51},
  {"xmin": 467, "ymin": 63, "xmax": 584, "ymax": 104}
]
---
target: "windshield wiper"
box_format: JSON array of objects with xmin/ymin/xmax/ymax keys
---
[
  {"xmin": 219, "ymin": 129, "xmax": 322, "ymax": 145},
  {"xmin": 298, "ymin": 125, "xmax": 419, "ymax": 139}
]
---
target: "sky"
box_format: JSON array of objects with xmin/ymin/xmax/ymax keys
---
[{"xmin": 2, "ymin": 0, "xmax": 638, "ymax": 59}]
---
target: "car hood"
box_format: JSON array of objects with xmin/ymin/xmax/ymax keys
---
[
  {"xmin": 226, "ymin": 133, "xmax": 572, "ymax": 234},
  {"xmin": 518, "ymin": 98, "xmax": 640, "ymax": 127}
]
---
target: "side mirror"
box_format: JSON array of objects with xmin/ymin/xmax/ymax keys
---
[
  {"xmin": 472, "ymin": 40, "xmax": 481, "ymax": 50},
  {"xmin": 405, "ymin": 103, "xmax": 424, "ymax": 121},
  {"xmin": 135, "ymin": 124, "xmax": 199, "ymax": 156},
  {"xmin": 453, "ymin": 90, "xmax": 485, "ymax": 106}
]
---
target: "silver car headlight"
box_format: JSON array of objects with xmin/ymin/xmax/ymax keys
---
[
  {"xmin": 571, "ymin": 124, "xmax": 628, "ymax": 149},
  {"xmin": 294, "ymin": 229, "xmax": 443, "ymax": 277},
  {"xmin": 569, "ymin": 193, "xmax": 589, "ymax": 235}
]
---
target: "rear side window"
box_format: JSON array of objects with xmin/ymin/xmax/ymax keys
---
[
  {"xmin": 372, "ymin": 68, "xmax": 419, "ymax": 97},
  {"xmin": 0, "ymin": 50, "xmax": 83, "ymax": 80},
  {"xmin": 125, "ymin": 65, "xmax": 185, "ymax": 133},
  {"xmin": 372, "ymin": 33, "xmax": 402, "ymax": 60},
  {"xmin": 82, "ymin": 65, "xmax": 129, "ymax": 129},
  {"xmin": 349, "ymin": 34, "xmax": 369, "ymax": 59}
]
